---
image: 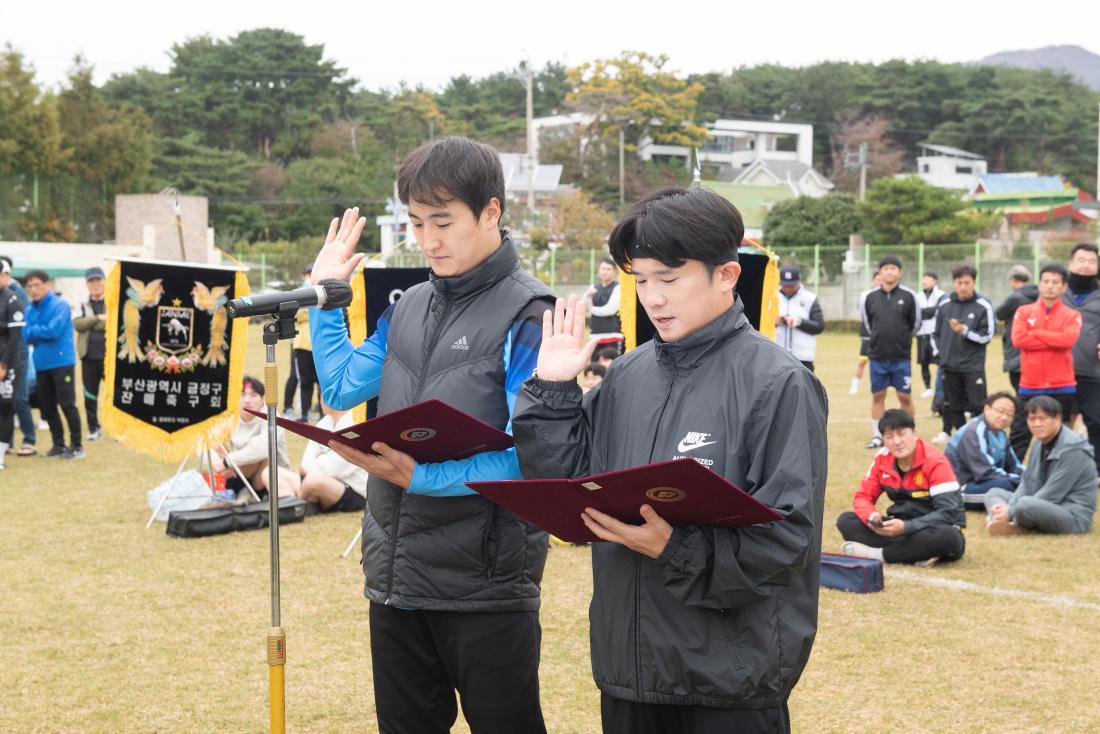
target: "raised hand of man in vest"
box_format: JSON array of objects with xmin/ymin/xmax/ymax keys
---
[
  {"xmin": 535, "ymin": 294, "xmax": 600, "ymax": 381},
  {"xmin": 310, "ymin": 207, "xmax": 368, "ymax": 284}
]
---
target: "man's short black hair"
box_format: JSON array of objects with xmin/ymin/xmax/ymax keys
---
[
  {"xmin": 951, "ymin": 264, "xmax": 977, "ymax": 281},
  {"xmin": 242, "ymin": 375, "xmax": 265, "ymax": 397},
  {"xmin": 984, "ymin": 391, "xmax": 1017, "ymax": 409},
  {"xmin": 0, "ymin": 255, "xmax": 11, "ymax": 268},
  {"xmin": 24, "ymin": 269, "xmax": 49, "ymax": 283},
  {"xmin": 598, "ymin": 257, "xmax": 616, "ymax": 269},
  {"xmin": 596, "ymin": 347, "xmax": 619, "ymax": 363},
  {"xmin": 583, "ymin": 363, "xmax": 606, "ymax": 378},
  {"xmin": 397, "ymin": 136, "xmax": 505, "ymax": 221},
  {"xmin": 878, "ymin": 409, "xmax": 915, "ymax": 435},
  {"xmin": 1026, "ymin": 395, "xmax": 1062, "ymax": 419},
  {"xmin": 923, "ymin": 271, "xmax": 938, "ymax": 281},
  {"xmin": 608, "ymin": 187, "xmax": 744, "ymax": 273},
  {"xmin": 877, "ymin": 255, "xmax": 902, "ymax": 270},
  {"xmin": 1070, "ymin": 242, "xmax": 1099, "ymax": 259},
  {"xmin": 1040, "ymin": 263, "xmax": 1069, "ymax": 283}
]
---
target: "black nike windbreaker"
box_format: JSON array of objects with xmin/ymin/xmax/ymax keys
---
[{"xmin": 513, "ymin": 301, "xmax": 829, "ymax": 708}]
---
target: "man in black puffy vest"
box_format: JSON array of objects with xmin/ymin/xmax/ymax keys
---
[{"xmin": 308, "ymin": 137, "xmax": 554, "ymax": 734}]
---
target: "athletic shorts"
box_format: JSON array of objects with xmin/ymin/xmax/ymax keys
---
[
  {"xmin": 870, "ymin": 359, "xmax": 912, "ymax": 394},
  {"xmin": 327, "ymin": 484, "xmax": 366, "ymax": 513}
]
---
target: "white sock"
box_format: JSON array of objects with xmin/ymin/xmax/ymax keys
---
[
  {"xmin": 0, "ymin": 442, "xmax": 7, "ymax": 468},
  {"xmin": 871, "ymin": 421, "xmax": 882, "ymax": 440},
  {"xmin": 851, "ymin": 377, "xmax": 861, "ymax": 391},
  {"xmin": 866, "ymin": 546, "xmax": 884, "ymax": 561}
]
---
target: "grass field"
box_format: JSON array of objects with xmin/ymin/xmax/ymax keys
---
[{"xmin": 3, "ymin": 326, "xmax": 1099, "ymax": 733}]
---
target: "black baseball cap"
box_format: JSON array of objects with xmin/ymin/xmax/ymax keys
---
[{"xmin": 779, "ymin": 265, "xmax": 802, "ymax": 284}]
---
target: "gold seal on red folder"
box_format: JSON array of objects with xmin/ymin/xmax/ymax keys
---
[
  {"xmin": 400, "ymin": 427, "xmax": 437, "ymax": 442},
  {"xmin": 645, "ymin": 487, "xmax": 686, "ymax": 502}
]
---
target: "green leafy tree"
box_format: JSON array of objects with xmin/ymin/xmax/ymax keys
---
[
  {"xmin": 764, "ymin": 195, "xmax": 861, "ymax": 247},
  {"xmin": 859, "ymin": 177, "xmax": 994, "ymax": 244},
  {"xmin": 0, "ymin": 46, "xmax": 65, "ymax": 175},
  {"xmin": 553, "ymin": 191, "xmax": 616, "ymax": 249}
]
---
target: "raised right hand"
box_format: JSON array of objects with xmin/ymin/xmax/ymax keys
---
[
  {"xmin": 536, "ymin": 295, "xmax": 600, "ymax": 382},
  {"xmin": 310, "ymin": 208, "xmax": 367, "ymax": 284}
]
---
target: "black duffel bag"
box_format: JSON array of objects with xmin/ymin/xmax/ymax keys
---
[{"xmin": 167, "ymin": 496, "xmax": 311, "ymax": 538}]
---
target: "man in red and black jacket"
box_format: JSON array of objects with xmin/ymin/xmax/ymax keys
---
[{"xmin": 837, "ymin": 409, "xmax": 965, "ymax": 566}]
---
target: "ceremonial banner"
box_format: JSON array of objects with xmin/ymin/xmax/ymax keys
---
[
  {"xmin": 620, "ymin": 239, "xmax": 779, "ymax": 352},
  {"xmin": 103, "ymin": 258, "xmax": 250, "ymax": 460},
  {"xmin": 348, "ymin": 266, "xmax": 431, "ymax": 420}
]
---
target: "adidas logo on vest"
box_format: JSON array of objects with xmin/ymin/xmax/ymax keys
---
[{"xmin": 450, "ymin": 336, "xmax": 470, "ymax": 351}]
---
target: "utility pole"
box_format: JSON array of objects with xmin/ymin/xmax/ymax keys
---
[
  {"xmin": 510, "ymin": 63, "xmax": 537, "ymax": 213},
  {"xmin": 844, "ymin": 142, "xmax": 869, "ymax": 201},
  {"xmin": 619, "ymin": 127, "xmax": 626, "ymax": 209},
  {"xmin": 525, "ymin": 67, "xmax": 535, "ymax": 211}
]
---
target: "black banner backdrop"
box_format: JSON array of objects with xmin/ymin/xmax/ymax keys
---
[
  {"xmin": 348, "ymin": 266, "xmax": 431, "ymax": 419},
  {"xmin": 103, "ymin": 258, "xmax": 249, "ymax": 459}
]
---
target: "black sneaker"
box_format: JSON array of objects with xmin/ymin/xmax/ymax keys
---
[
  {"xmin": 46, "ymin": 446, "xmax": 67, "ymax": 458},
  {"xmin": 64, "ymin": 446, "xmax": 86, "ymax": 460}
]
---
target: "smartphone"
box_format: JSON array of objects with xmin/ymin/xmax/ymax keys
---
[{"xmin": 869, "ymin": 517, "xmax": 884, "ymax": 528}]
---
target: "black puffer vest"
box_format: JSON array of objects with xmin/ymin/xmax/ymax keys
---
[{"xmin": 361, "ymin": 235, "xmax": 554, "ymax": 611}]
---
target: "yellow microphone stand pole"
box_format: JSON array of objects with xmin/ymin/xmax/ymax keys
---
[{"xmin": 262, "ymin": 306, "xmax": 297, "ymax": 733}]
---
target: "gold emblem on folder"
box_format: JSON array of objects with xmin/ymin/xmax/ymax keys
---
[
  {"xmin": 645, "ymin": 487, "xmax": 686, "ymax": 502},
  {"xmin": 400, "ymin": 427, "xmax": 437, "ymax": 442}
]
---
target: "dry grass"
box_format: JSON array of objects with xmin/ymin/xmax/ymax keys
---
[{"xmin": 2, "ymin": 325, "xmax": 1098, "ymax": 733}]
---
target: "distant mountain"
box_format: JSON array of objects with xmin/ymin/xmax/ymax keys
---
[{"xmin": 975, "ymin": 45, "xmax": 1100, "ymax": 90}]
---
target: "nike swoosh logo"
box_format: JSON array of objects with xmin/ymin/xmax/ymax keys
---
[{"xmin": 677, "ymin": 439, "xmax": 717, "ymax": 453}]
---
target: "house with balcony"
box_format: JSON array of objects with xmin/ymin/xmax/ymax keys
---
[{"xmin": 915, "ymin": 144, "xmax": 988, "ymax": 190}]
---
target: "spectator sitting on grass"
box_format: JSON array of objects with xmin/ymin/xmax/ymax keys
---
[
  {"xmin": 837, "ymin": 409, "xmax": 965, "ymax": 567},
  {"xmin": 297, "ymin": 401, "xmax": 367, "ymax": 513},
  {"xmin": 985, "ymin": 395, "xmax": 1097, "ymax": 536},
  {"xmin": 595, "ymin": 346, "xmax": 618, "ymax": 371},
  {"xmin": 581, "ymin": 363, "xmax": 605, "ymax": 394},
  {"xmin": 945, "ymin": 391, "xmax": 1023, "ymax": 510},
  {"xmin": 212, "ymin": 376, "xmax": 300, "ymax": 499}
]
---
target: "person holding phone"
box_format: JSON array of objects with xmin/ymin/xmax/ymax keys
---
[{"xmin": 838, "ymin": 409, "xmax": 965, "ymax": 566}]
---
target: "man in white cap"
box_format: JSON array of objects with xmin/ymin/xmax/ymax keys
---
[
  {"xmin": 73, "ymin": 266, "xmax": 107, "ymax": 440},
  {"xmin": 775, "ymin": 264, "xmax": 825, "ymax": 372}
]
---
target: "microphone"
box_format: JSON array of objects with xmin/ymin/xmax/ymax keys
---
[{"xmin": 225, "ymin": 279, "xmax": 353, "ymax": 319}]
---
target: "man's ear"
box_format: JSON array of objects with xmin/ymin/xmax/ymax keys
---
[
  {"xmin": 480, "ymin": 197, "xmax": 502, "ymax": 230},
  {"xmin": 716, "ymin": 261, "xmax": 741, "ymax": 294}
]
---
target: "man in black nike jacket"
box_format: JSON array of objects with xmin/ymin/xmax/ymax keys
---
[{"xmin": 512, "ymin": 187, "xmax": 829, "ymax": 734}]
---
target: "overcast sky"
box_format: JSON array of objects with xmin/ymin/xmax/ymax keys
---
[{"xmin": 5, "ymin": 0, "xmax": 1097, "ymax": 90}]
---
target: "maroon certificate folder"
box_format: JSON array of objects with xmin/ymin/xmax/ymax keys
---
[
  {"xmin": 467, "ymin": 458, "xmax": 783, "ymax": 543},
  {"xmin": 246, "ymin": 399, "xmax": 513, "ymax": 464}
]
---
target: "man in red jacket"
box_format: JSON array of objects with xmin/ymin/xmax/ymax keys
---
[
  {"xmin": 837, "ymin": 409, "xmax": 965, "ymax": 566},
  {"xmin": 1012, "ymin": 263, "xmax": 1082, "ymax": 422}
]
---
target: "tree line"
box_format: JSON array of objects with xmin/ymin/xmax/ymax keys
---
[{"xmin": 1, "ymin": 28, "xmax": 1097, "ymax": 247}]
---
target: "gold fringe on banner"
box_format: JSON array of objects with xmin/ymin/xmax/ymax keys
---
[
  {"xmin": 348, "ymin": 264, "xmax": 368, "ymax": 423},
  {"xmin": 745, "ymin": 239, "xmax": 780, "ymax": 341},
  {"xmin": 618, "ymin": 239, "xmax": 779, "ymax": 352},
  {"xmin": 101, "ymin": 264, "xmax": 250, "ymax": 462}
]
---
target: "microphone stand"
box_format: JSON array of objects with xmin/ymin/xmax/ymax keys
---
[{"xmin": 263, "ymin": 302, "xmax": 298, "ymax": 734}]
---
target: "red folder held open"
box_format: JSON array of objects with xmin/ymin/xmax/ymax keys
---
[
  {"xmin": 467, "ymin": 458, "xmax": 783, "ymax": 543},
  {"xmin": 245, "ymin": 399, "xmax": 513, "ymax": 464}
]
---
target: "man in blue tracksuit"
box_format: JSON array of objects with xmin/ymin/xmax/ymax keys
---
[
  {"xmin": 23, "ymin": 270, "xmax": 82, "ymax": 459},
  {"xmin": 308, "ymin": 137, "xmax": 553, "ymax": 734}
]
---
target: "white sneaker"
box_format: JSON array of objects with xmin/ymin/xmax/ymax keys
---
[
  {"xmin": 38, "ymin": 419, "xmax": 49, "ymax": 430},
  {"xmin": 914, "ymin": 556, "xmax": 940, "ymax": 568},
  {"xmin": 848, "ymin": 378, "xmax": 860, "ymax": 396},
  {"xmin": 841, "ymin": 541, "xmax": 876, "ymax": 558},
  {"xmin": 932, "ymin": 431, "xmax": 949, "ymax": 445},
  {"xmin": 865, "ymin": 437, "xmax": 883, "ymax": 449},
  {"xmin": 921, "ymin": 388, "xmax": 934, "ymax": 398}
]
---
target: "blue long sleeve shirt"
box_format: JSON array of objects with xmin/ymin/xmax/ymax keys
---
[
  {"xmin": 24, "ymin": 291, "xmax": 76, "ymax": 370},
  {"xmin": 309, "ymin": 303, "xmax": 542, "ymax": 497}
]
